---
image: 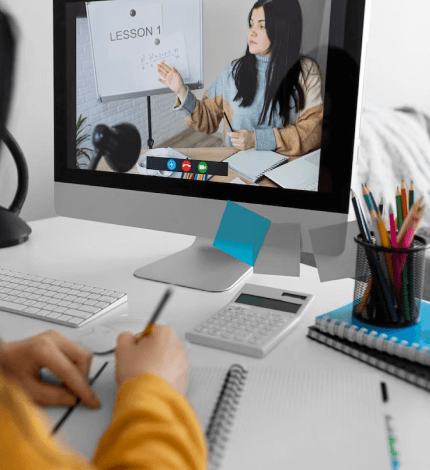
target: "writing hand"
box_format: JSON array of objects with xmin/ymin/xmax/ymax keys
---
[
  {"xmin": 0, "ymin": 330, "xmax": 100, "ymax": 409},
  {"xmin": 157, "ymin": 62, "xmax": 186, "ymax": 97},
  {"xmin": 227, "ymin": 130, "xmax": 256, "ymax": 150}
]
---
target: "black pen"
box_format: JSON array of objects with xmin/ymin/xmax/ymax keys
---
[
  {"xmin": 223, "ymin": 112, "xmax": 234, "ymax": 132},
  {"xmin": 51, "ymin": 361, "xmax": 109, "ymax": 435}
]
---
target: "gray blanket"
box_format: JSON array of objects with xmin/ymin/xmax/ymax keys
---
[{"xmin": 352, "ymin": 105, "xmax": 430, "ymax": 243}]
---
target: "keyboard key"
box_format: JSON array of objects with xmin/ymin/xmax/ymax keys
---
[
  {"xmin": 67, "ymin": 302, "xmax": 83, "ymax": 309},
  {"xmin": 34, "ymin": 310, "xmax": 50, "ymax": 317},
  {"xmin": 0, "ymin": 299, "xmax": 27, "ymax": 311},
  {"xmin": 23, "ymin": 307, "xmax": 41, "ymax": 314},
  {"xmin": 53, "ymin": 306, "xmax": 68, "ymax": 314},
  {"xmin": 68, "ymin": 317, "xmax": 83, "ymax": 325},
  {"xmin": 64, "ymin": 309, "xmax": 92, "ymax": 319},
  {"xmin": 57, "ymin": 314, "xmax": 73, "ymax": 322},
  {"xmin": 98, "ymin": 295, "xmax": 116, "ymax": 303},
  {"xmin": 78, "ymin": 305, "xmax": 101, "ymax": 314},
  {"xmin": 46, "ymin": 312, "xmax": 62, "ymax": 319}
]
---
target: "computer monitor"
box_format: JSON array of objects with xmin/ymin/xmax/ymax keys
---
[{"xmin": 54, "ymin": 0, "xmax": 371, "ymax": 291}]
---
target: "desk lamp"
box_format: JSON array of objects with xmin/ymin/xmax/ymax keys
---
[
  {"xmin": 87, "ymin": 123, "xmax": 141, "ymax": 172},
  {"xmin": 0, "ymin": 129, "xmax": 31, "ymax": 248}
]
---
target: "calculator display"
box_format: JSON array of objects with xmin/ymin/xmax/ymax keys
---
[{"xmin": 235, "ymin": 294, "xmax": 300, "ymax": 313}]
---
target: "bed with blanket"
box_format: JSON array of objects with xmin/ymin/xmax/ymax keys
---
[{"xmin": 353, "ymin": 105, "xmax": 430, "ymax": 244}]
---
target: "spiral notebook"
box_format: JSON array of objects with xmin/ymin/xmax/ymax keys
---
[
  {"xmin": 307, "ymin": 325, "xmax": 430, "ymax": 392},
  {"xmin": 45, "ymin": 362, "xmax": 390, "ymax": 468},
  {"xmin": 223, "ymin": 149, "xmax": 288, "ymax": 183},
  {"xmin": 188, "ymin": 365, "xmax": 389, "ymax": 470},
  {"xmin": 311, "ymin": 300, "xmax": 430, "ymax": 365}
]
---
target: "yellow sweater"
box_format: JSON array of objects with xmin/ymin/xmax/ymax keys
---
[{"xmin": 0, "ymin": 371, "xmax": 207, "ymax": 469}]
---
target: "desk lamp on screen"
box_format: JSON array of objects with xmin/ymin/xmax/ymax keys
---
[{"xmin": 54, "ymin": 0, "xmax": 371, "ymax": 292}]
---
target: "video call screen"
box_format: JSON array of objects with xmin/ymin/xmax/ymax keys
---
[{"xmin": 72, "ymin": 0, "xmax": 332, "ymax": 192}]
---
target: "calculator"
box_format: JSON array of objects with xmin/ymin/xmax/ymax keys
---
[{"xmin": 185, "ymin": 283, "xmax": 314, "ymax": 358}]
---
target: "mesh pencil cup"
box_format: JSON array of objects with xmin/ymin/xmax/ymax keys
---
[{"xmin": 353, "ymin": 233, "xmax": 429, "ymax": 328}]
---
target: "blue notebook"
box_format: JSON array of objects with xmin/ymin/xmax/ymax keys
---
[{"xmin": 312, "ymin": 300, "xmax": 430, "ymax": 365}]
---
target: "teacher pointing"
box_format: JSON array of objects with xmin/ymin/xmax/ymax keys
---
[{"xmin": 157, "ymin": 0, "xmax": 323, "ymax": 157}]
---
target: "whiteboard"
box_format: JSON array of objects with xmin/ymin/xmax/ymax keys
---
[{"xmin": 86, "ymin": 0, "xmax": 203, "ymax": 102}]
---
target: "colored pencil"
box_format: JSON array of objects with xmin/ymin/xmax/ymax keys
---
[
  {"xmin": 401, "ymin": 180, "xmax": 408, "ymax": 220},
  {"xmin": 397, "ymin": 199, "xmax": 423, "ymax": 245},
  {"xmin": 409, "ymin": 181, "xmax": 414, "ymax": 210},
  {"xmin": 396, "ymin": 187, "xmax": 403, "ymax": 230},
  {"xmin": 379, "ymin": 197, "xmax": 384, "ymax": 217}
]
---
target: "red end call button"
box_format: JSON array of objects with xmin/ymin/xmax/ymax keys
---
[{"xmin": 182, "ymin": 160, "xmax": 192, "ymax": 172}]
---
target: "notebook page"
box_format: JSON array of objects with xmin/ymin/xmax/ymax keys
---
[
  {"xmin": 186, "ymin": 366, "xmax": 227, "ymax": 433},
  {"xmin": 45, "ymin": 362, "xmax": 228, "ymax": 458},
  {"xmin": 224, "ymin": 149, "xmax": 287, "ymax": 182},
  {"xmin": 220, "ymin": 367, "xmax": 390, "ymax": 470}
]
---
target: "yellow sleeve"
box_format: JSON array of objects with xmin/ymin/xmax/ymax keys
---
[
  {"xmin": 0, "ymin": 371, "xmax": 207, "ymax": 470},
  {"xmin": 273, "ymin": 59, "xmax": 324, "ymax": 157},
  {"xmin": 92, "ymin": 373, "xmax": 207, "ymax": 469}
]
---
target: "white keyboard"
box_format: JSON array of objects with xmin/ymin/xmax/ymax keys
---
[{"xmin": 0, "ymin": 269, "xmax": 127, "ymax": 328}]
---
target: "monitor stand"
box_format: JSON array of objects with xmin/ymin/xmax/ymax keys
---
[{"xmin": 134, "ymin": 237, "xmax": 252, "ymax": 292}]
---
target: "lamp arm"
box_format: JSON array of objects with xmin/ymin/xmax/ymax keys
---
[{"xmin": 2, "ymin": 129, "xmax": 28, "ymax": 215}]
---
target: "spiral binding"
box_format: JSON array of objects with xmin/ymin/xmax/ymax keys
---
[
  {"xmin": 205, "ymin": 364, "xmax": 248, "ymax": 469},
  {"xmin": 316, "ymin": 316, "xmax": 430, "ymax": 366}
]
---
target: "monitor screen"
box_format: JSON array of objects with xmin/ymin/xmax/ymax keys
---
[{"xmin": 55, "ymin": 0, "xmax": 367, "ymax": 215}]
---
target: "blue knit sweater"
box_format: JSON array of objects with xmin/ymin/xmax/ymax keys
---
[{"xmin": 173, "ymin": 55, "xmax": 323, "ymax": 156}]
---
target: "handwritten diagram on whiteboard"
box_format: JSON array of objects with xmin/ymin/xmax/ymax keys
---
[{"xmin": 132, "ymin": 32, "xmax": 190, "ymax": 89}]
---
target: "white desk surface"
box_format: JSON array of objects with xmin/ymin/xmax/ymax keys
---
[{"xmin": 1, "ymin": 216, "xmax": 429, "ymax": 468}]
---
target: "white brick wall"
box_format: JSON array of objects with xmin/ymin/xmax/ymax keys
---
[{"xmin": 76, "ymin": 17, "xmax": 187, "ymax": 161}]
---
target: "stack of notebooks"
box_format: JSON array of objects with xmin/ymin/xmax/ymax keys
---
[{"xmin": 307, "ymin": 299, "xmax": 430, "ymax": 391}]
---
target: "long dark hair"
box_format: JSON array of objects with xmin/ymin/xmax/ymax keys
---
[
  {"xmin": 232, "ymin": 0, "xmax": 307, "ymax": 127},
  {"xmin": 0, "ymin": 9, "xmax": 16, "ymax": 147}
]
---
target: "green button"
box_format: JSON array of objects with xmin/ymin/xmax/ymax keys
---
[{"xmin": 197, "ymin": 161, "xmax": 208, "ymax": 174}]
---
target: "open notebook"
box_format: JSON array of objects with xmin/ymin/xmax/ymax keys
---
[
  {"xmin": 45, "ymin": 357, "xmax": 389, "ymax": 470},
  {"xmin": 223, "ymin": 149, "xmax": 288, "ymax": 184},
  {"xmin": 44, "ymin": 361, "xmax": 390, "ymax": 468}
]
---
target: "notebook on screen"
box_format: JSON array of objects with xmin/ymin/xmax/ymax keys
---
[
  {"xmin": 223, "ymin": 149, "xmax": 288, "ymax": 184},
  {"xmin": 265, "ymin": 149, "xmax": 321, "ymax": 190}
]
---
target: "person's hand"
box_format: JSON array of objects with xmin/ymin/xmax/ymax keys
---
[
  {"xmin": 227, "ymin": 130, "xmax": 256, "ymax": 150},
  {"xmin": 0, "ymin": 330, "xmax": 100, "ymax": 409},
  {"xmin": 157, "ymin": 62, "xmax": 186, "ymax": 99},
  {"xmin": 115, "ymin": 325, "xmax": 189, "ymax": 396}
]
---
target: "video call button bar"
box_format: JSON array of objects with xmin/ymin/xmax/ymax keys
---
[{"xmin": 146, "ymin": 156, "xmax": 229, "ymax": 177}]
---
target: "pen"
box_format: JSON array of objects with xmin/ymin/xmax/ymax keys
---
[
  {"xmin": 51, "ymin": 361, "xmax": 109, "ymax": 435},
  {"xmin": 224, "ymin": 112, "xmax": 234, "ymax": 132},
  {"xmin": 139, "ymin": 288, "xmax": 173, "ymax": 339},
  {"xmin": 351, "ymin": 189, "xmax": 369, "ymax": 242}
]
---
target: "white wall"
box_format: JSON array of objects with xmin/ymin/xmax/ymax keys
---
[
  {"xmin": 362, "ymin": 0, "xmax": 430, "ymax": 110},
  {"xmin": 0, "ymin": 0, "xmax": 429, "ymax": 223}
]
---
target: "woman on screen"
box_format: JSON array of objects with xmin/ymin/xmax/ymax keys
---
[{"xmin": 157, "ymin": 0, "xmax": 323, "ymax": 157}]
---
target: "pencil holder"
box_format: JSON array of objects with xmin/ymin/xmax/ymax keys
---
[{"xmin": 353, "ymin": 233, "xmax": 429, "ymax": 328}]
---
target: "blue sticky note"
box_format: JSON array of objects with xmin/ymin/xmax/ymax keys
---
[{"xmin": 213, "ymin": 201, "xmax": 271, "ymax": 266}]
